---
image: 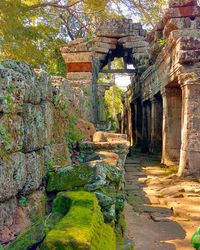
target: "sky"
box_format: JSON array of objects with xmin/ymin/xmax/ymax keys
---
[{"xmin": 115, "ymin": 74, "xmax": 131, "ymax": 90}]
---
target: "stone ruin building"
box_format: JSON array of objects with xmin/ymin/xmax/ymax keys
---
[
  {"xmin": 0, "ymin": 0, "xmax": 200, "ymax": 249},
  {"xmin": 61, "ymin": 0, "xmax": 200, "ymax": 178}
]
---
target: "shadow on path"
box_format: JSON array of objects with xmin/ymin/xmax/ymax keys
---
[{"xmin": 124, "ymin": 152, "xmax": 190, "ymax": 250}]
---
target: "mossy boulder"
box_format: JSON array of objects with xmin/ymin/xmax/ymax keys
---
[
  {"xmin": 47, "ymin": 161, "xmax": 122, "ymax": 193},
  {"xmin": 47, "ymin": 165, "xmax": 95, "ymax": 192},
  {"xmin": 42, "ymin": 191, "xmax": 116, "ymax": 250}
]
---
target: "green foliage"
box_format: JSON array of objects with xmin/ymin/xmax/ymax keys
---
[
  {"xmin": 105, "ymin": 84, "xmax": 123, "ymax": 130},
  {"xmin": 45, "ymin": 160, "xmax": 56, "ymax": 170},
  {"xmin": 19, "ymin": 196, "xmax": 28, "ymax": 207},
  {"xmin": 192, "ymin": 227, "xmax": 200, "ymax": 250},
  {"xmin": 159, "ymin": 38, "xmax": 167, "ymax": 48}
]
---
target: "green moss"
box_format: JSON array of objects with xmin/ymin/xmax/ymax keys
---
[
  {"xmin": 47, "ymin": 165, "xmax": 95, "ymax": 192},
  {"xmin": 43, "ymin": 191, "xmax": 116, "ymax": 250},
  {"xmin": 192, "ymin": 227, "xmax": 200, "ymax": 250},
  {"xmin": 6, "ymin": 219, "xmax": 46, "ymax": 250}
]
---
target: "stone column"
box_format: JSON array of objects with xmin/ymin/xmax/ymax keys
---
[
  {"xmin": 178, "ymin": 82, "xmax": 200, "ymax": 177},
  {"xmin": 60, "ymin": 41, "xmax": 95, "ymax": 123},
  {"xmin": 135, "ymin": 99, "xmax": 143, "ymax": 148},
  {"xmin": 150, "ymin": 97, "xmax": 162, "ymax": 153},
  {"xmin": 161, "ymin": 88, "xmax": 182, "ymax": 166},
  {"xmin": 141, "ymin": 103, "xmax": 149, "ymax": 153}
]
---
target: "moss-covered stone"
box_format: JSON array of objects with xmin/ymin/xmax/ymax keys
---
[
  {"xmin": 47, "ymin": 165, "xmax": 95, "ymax": 192},
  {"xmin": 42, "ymin": 191, "xmax": 116, "ymax": 250},
  {"xmin": 6, "ymin": 219, "xmax": 45, "ymax": 250}
]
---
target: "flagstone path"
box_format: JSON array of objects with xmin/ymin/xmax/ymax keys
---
[{"xmin": 124, "ymin": 151, "xmax": 200, "ymax": 250}]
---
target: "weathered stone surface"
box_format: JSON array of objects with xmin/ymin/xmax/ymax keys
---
[
  {"xmin": 0, "ymin": 114, "xmax": 24, "ymax": 155},
  {"xmin": 0, "ymin": 152, "xmax": 26, "ymax": 202},
  {"xmin": 22, "ymin": 104, "xmax": 46, "ymax": 152},
  {"xmin": 6, "ymin": 219, "xmax": 46, "ymax": 250},
  {"xmin": 22, "ymin": 150, "xmax": 46, "ymax": 194},
  {"xmin": 164, "ymin": 6, "xmax": 200, "ymax": 23},
  {"xmin": 62, "ymin": 52, "xmax": 93, "ymax": 63},
  {"xmin": 93, "ymin": 37, "xmax": 118, "ymax": 44},
  {"xmin": 94, "ymin": 42, "xmax": 116, "ymax": 50},
  {"xmin": 44, "ymin": 142, "xmax": 71, "ymax": 167},
  {"xmin": 118, "ymin": 36, "xmax": 144, "ymax": 44},
  {"xmin": 0, "ymin": 198, "xmax": 17, "ymax": 229},
  {"xmin": 169, "ymin": 0, "xmax": 197, "ymax": 8},
  {"xmin": 76, "ymin": 118, "xmax": 96, "ymax": 141}
]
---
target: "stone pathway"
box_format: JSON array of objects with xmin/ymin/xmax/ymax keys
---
[{"xmin": 124, "ymin": 151, "xmax": 200, "ymax": 250}]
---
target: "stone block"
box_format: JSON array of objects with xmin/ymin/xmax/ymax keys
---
[
  {"xmin": 66, "ymin": 72, "xmax": 93, "ymax": 81},
  {"xmin": 169, "ymin": 0, "xmax": 197, "ymax": 7},
  {"xmin": 62, "ymin": 52, "xmax": 93, "ymax": 63},
  {"xmin": 76, "ymin": 118, "xmax": 96, "ymax": 141},
  {"xmin": 139, "ymin": 29, "xmax": 147, "ymax": 37},
  {"xmin": 37, "ymin": 70, "xmax": 53, "ymax": 102},
  {"xmin": 52, "ymin": 107, "xmax": 68, "ymax": 144},
  {"xmin": 0, "ymin": 114, "xmax": 24, "ymax": 155},
  {"xmin": 0, "ymin": 152, "xmax": 26, "ymax": 202},
  {"xmin": 93, "ymin": 42, "xmax": 116, "ymax": 50},
  {"xmin": 118, "ymin": 36, "xmax": 144, "ymax": 44},
  {"xmin": 0, "ymin": 198, "xmax": 17, "ymax": 229},
  {"xmin": 178, "ymin": 50, "xmax": 200, "ymax": 63},
  {"xmin": 47, "ymin": 165, "xmax": 95, "ymax": 192},
  {"xmin": 0, "ymin": 68, "xmax": 25, "ymax": 114},
  {"xmin": 22, "ymin": 104, "xmax": 47, "ymax": 152},
  {"xmin": 44, "ymin": 142, "xmax": 72, "ymax": 167},
  {"xmin": 22, "ymin": 150, "xmax": 46, "ymax": 194},
  {"xmin": 132, "ymin": 23, "xmax": 142, "ymax": 30},
  {"xmin": 66, "ymin": 62, "xmax": 93, "ymax": 72},
  {"xmin": 163, "ymin": 6, "xmax": 200, "ymax": 23},
  {"xmin": 93, "ymin": 46, "xmax": 110, "ymax": 54},
  {"xmin": 60, "ymin": 42, "xmax": 89, "ymax": 53},
  {"xmin": 123, "ymin": 41, "xmax": 149, "ymax": 49},
  {"xmin": 41, "ymin": 101, "xmax": 54, "ymax": 145},
  {"xmin": 93, "ymin": 37, "xmax": 118, "ymax": 44},
  {"xmin": 177, "ymin": 36, "xmax": 200, "ymax": 50},
  {"xmin": 43, "ymin": 191, "xmax": 116, "ymax": 250}
]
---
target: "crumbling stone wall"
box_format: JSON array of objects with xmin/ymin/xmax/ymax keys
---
[
  {"xmin": 0, "ymin": 61, "xmax": 77, "ymax": 243},
  {"xmin": 123, "ymin": 0, "xmax": 200, "ymax": 177},
  {"xmin": 60, "ymin": 19, "xmax": 150, "ymax": 124}
]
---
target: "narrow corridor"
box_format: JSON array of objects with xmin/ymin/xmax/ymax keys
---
[{"xmin": 124, "ymin": 151, "xmax": 200, "ymax": 250}]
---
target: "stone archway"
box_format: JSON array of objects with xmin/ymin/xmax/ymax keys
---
[{"xmin": 60, "ymin": 18, "xmax": 150, "ymax": 123}]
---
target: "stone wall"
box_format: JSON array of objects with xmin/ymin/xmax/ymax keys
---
[
  {"xmin": 123, "ymin": 0, "xmax": 200, "ymax": 177},
  {"xmin": 0, "ymin": 61, "xmax": 79, "ymax": 243}
]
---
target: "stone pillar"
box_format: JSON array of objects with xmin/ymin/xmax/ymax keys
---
[
  {"xmin": 150, "ymin": 97, "xmax": 163, "ymax": 153},
  {"xmin": 135, "ymin": 99, "xmax": 143, "ymax": 147},
  {"xmin": 141, "ymin": 103, "xmax": 149, "ymax": 153},
  {"xmin": 178, "ymin": 82, "xmax": 200, "ymax": 177},
  {"xmin": 131, "ymin": 102, "xmax": 136, "ymax": 146},
  {"xmin": 161, "ymin": 88, "xmax": 182, "ymax": 166},
  {"xmin": 60, "ymin": 41, "xmax": 95, "ymax": 123}
]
